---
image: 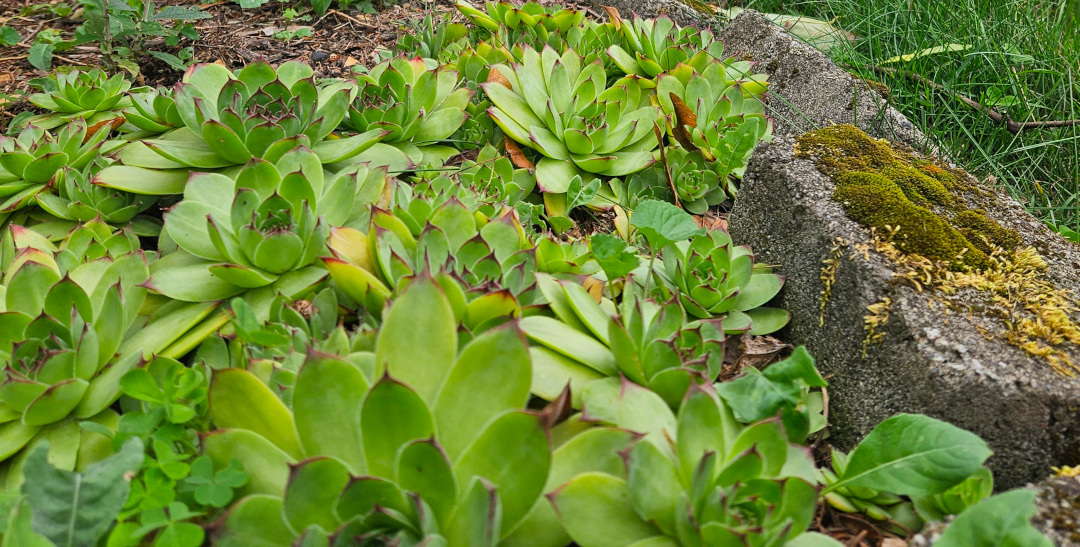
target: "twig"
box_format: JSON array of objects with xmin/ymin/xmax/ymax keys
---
[
  {"xmin": 854, "ymin": 64, "xmax": 1080, "ymax": 134},
  {"xmin": 329, "ymin": 9, "xmax": 375, "ymax": 29}
]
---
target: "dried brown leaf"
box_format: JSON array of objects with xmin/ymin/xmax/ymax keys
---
[
  {"xmin": 601, "ymin": 5, "xmax": 622, "ymax": 30},
  {"xmin": 487, "ymin": 66, "xmax": 512, "ymax": 89},
  {"xmin": 85, "ymin": 116, "xmax": 125, "ymax": 143},
  {"xmin": 668, "ymin": 93, "xmax": 700, "ymax": 152},
  {"xmin": 504, "ymin": 137, "xmax": 535, "ymax": 169}
]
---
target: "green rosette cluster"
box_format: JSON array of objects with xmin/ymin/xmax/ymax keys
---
[{"xmin": 152, "ymin": 147, "xmax": 385, "ymax": 302}]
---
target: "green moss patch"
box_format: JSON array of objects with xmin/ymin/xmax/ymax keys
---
[{"xmin": 795, "ymin": 124, "xmax": 1018, "ymax": 271}]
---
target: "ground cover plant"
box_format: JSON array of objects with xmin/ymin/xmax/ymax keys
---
[{"xmin": 0, "ymin": 1, "xmax": 1056, "ymax": 545}]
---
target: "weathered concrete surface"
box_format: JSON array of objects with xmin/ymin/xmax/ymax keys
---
[
  {"xmin": 578, "ymin": 4, "xmax": 931, "ymax": 149},
  {"xmin": 728, "ymin": 136, "xmax": 1080, "ymax": 489}
]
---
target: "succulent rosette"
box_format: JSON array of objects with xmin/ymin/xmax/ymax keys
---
[
  {"xmin": 24, "ymin": 69, "xmax": 134, "ymax": 129},
  {"xmin": 665, "ymin": 147, "xmax": 726, "ymax": 214},
  {"xmin": 100, "ymin": 60, "xmax": 384, "ymax": 194},
  {"xmin": 0, "ymin": 222, "xmax": 149, "ymax": 465},
  {"xmin": 341, "ymin": 57, "xmax": 474, "ymax": 170},
  {"xmin": 655, "ymin": 230, "xmax": 790, "ymax": 333},
  {"xmin": 151, "ymin": 147, "xmax": 387, "ymax": 302},
  {"xmin": 34, "ymin": 162, "xmax": 154, "ymax": 226},
  {"xmin": 0, "ymin": 120, "xmax": 112, "ymax": 222},
  {"xmin": 206, "ymin": 276, "xmax": 554, "ymax": 545},
  {"xmin": 658, "ymin": 58, "xmax": 772, "ymax": 160},
  {"xmin": 483, "ymin": 46, "xmax": 660, "ymax": 214},
  {"xmin": 607, "ymin": 12, "xmax": 724, "ymax": 78},
  {"xmin": 455, "ymin": 0, "xmax": 584, "ymax": 35}
]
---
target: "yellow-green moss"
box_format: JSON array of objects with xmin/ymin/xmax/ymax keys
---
[
  {"xmin": 832, "ymin": 171, "xmax": 988, "ymax": 269},
  {"xmin": 795, "ymin": 124, "xmax": 1018, "ymax": 271},
  {"xmin": 954, "ymin": 210, "xmax": 1023, "ymax": 254}
]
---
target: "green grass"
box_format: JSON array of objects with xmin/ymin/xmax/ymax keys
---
[{"xmin": 734, "ymin": 0, "xmax": 1080, "ymax": 228}]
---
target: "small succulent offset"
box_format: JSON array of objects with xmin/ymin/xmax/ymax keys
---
[
  {"xmin": 483, "ymin": 46, "xmax": 660, "ymax": 212},
  {"xmin": 523, "ymin": 275, "xmax": 733, "ymax": 409},
  {"xmin": 152, "ymin": 147, "xmax": 385, "ymax": 302},
  {"xmin": 655, "ymin": 229, "xmax": 790, "ymax": 334},
  {"xmin": 26, "ymin": 69, "xmax": 134, "ymax": 129},
  {"xmin": 607, "ymin": 11, "xmax": 724, "ymax": 78},
  {"xmin": 325, "ymin": 185, "xmax": 543, "ymax": 318},
  {"xmin": 0, "ymin": 223, "xmax": 149, "ymax": 467},
  {"xmin": 664, "ymin": 147, "xmax": 728, "ymax": 214},
  {"xmin": 342, "ymin": 57, "xmax": 474, "ymax": 167},
  {"xmin": 35, "ymin": 163, "xmax": 154, "ymax": 226},
  {"xmin": 659, "ymin": 59, "xmax": 772, "ymax": 193},
  {"xmin": 0, "ymin": 120, "xmax": 113, "ymax": 220},
  {"xmin": 112, "ymin": 60, "xmax": 382, "ymax": 177},
  {"xmin": 208, "ymin": 275, "xmax": 552, "ymax": 545}
]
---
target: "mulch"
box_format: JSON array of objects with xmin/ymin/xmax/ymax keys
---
[{"xmin": 0, "ymin": 0, "xmax": 462, "ymax": 128}]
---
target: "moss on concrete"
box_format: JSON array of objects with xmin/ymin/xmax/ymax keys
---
[{"xmin": 795, "ymin": 124, "xmax": 1019, "ymax": 271}]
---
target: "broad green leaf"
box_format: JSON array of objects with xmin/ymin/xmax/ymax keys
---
[
  {"xmin": 549, "ymin": 472, "xmax": 660, "ymax": 547},
  {"xmin": 202, "ymin": 430, "xmax": 294, "ymax": 498},
  {"xmin": 934, "ymin": 488, "xmax": 1051, "ymax": 547},
  {"xmin": 504, "ymin": 427, "xmax": 639, "ymax": 546},
  {"xmin": 374, "ymin": 274, "xmax": 457, "ymax": 402},
  {"xmin": 630, "ymin": 199, "xmax": 703, "ymax": 250},
  {"xmin": 282, "ymin": 457, "xmax": 351, "ymax": 534},
  {"xmin": 209, "ymin": 368, "xmax": 303, "ymax": 459},
  {"xmin": 92, "ymin": 166, "xmax": 191, "ymax": 195},
  {"xmin": 529, "ymin": 347, "xmax": 604, "ymax": 408},
  {"xmin": 625, "ymin": 441, "xmax": 681, "ymax": 535},
  {"xmin": 677, "ymin": 384, "xmax": 737, "ymax": 482},
  {"xmin": 433, "ymin": 324, "xmax": 531, "ymax": 460},
  {"xmin": 519, "ymin": 316, "xmax": 616, "ymax": 376},
  {"xmin": 396, "ymin": 439, "xmax": 457, "ymax": 527},
  {"xmin": 148, "ymin": 252, "xmax": 244, "ymax": 302},
  {"xmin": 360, "ymin": 376, "xmax": 434, "ymax": 479},
  {"xmin": 215, "ymin": 495, "xmax": 293, "ymax": 546},
  {"xmin": 833, "ymin": 414, "xmax": 991, "ymax": 497},
  {"xmin": 292, "ymin": 353, "xmax": 368, "ymax": 473},
  {"xmin": 454, "ymin": 411, "xmax": 550, "ymax": 535},
  {"xmin": 444, "ymin": 477, "xmax": 500, "ymax": 547},
  {"xmin": 590, "ymin": 234, "xmax": 640, "ymax": 281},
  {"xmin": 21, "ymin": 438, "xmax": 143, "ymax": 547}
]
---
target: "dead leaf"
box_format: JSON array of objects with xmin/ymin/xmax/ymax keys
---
[
  {"xmin": 601, "ymin": 5, "xmax": 622, "ymax": 29},
  {"xmin": 668, "ymin": 93, "xmax": 700, "ymax": 152},
  {"xmin": 722, "ymin": 333, "xmax": 791, "ymax": 380},
  {"xmin": 582, "ymin": 276, "xmax": 604, "ymax": 303},
  {"xmin": 0, "ymin": 74, "xmax": 11, "ymax": 85},
  {"xmin": 504, "ymin": 137, "xmax": 534, "ymax": 169},
  {"xmin": 213, "ymin": 59, "xmax": 227, "ymax": 66},
  {"xmin": 85, "ymin": 116, "xmax": 125, "ymax": 143},
  {"xmin": 486, "ymin": 66, "xmax": 512, "ymax": 89},
  {"xmin": 881, "ymin": 539, "xmax": 907, "ymax": 547},
  {"xmin": 344, "ymin": 56, "xmax": 359, "ymax": 67},
  {"xmin": 693, "ymin": 212, "xmax": 727, "ymax": 232}
]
